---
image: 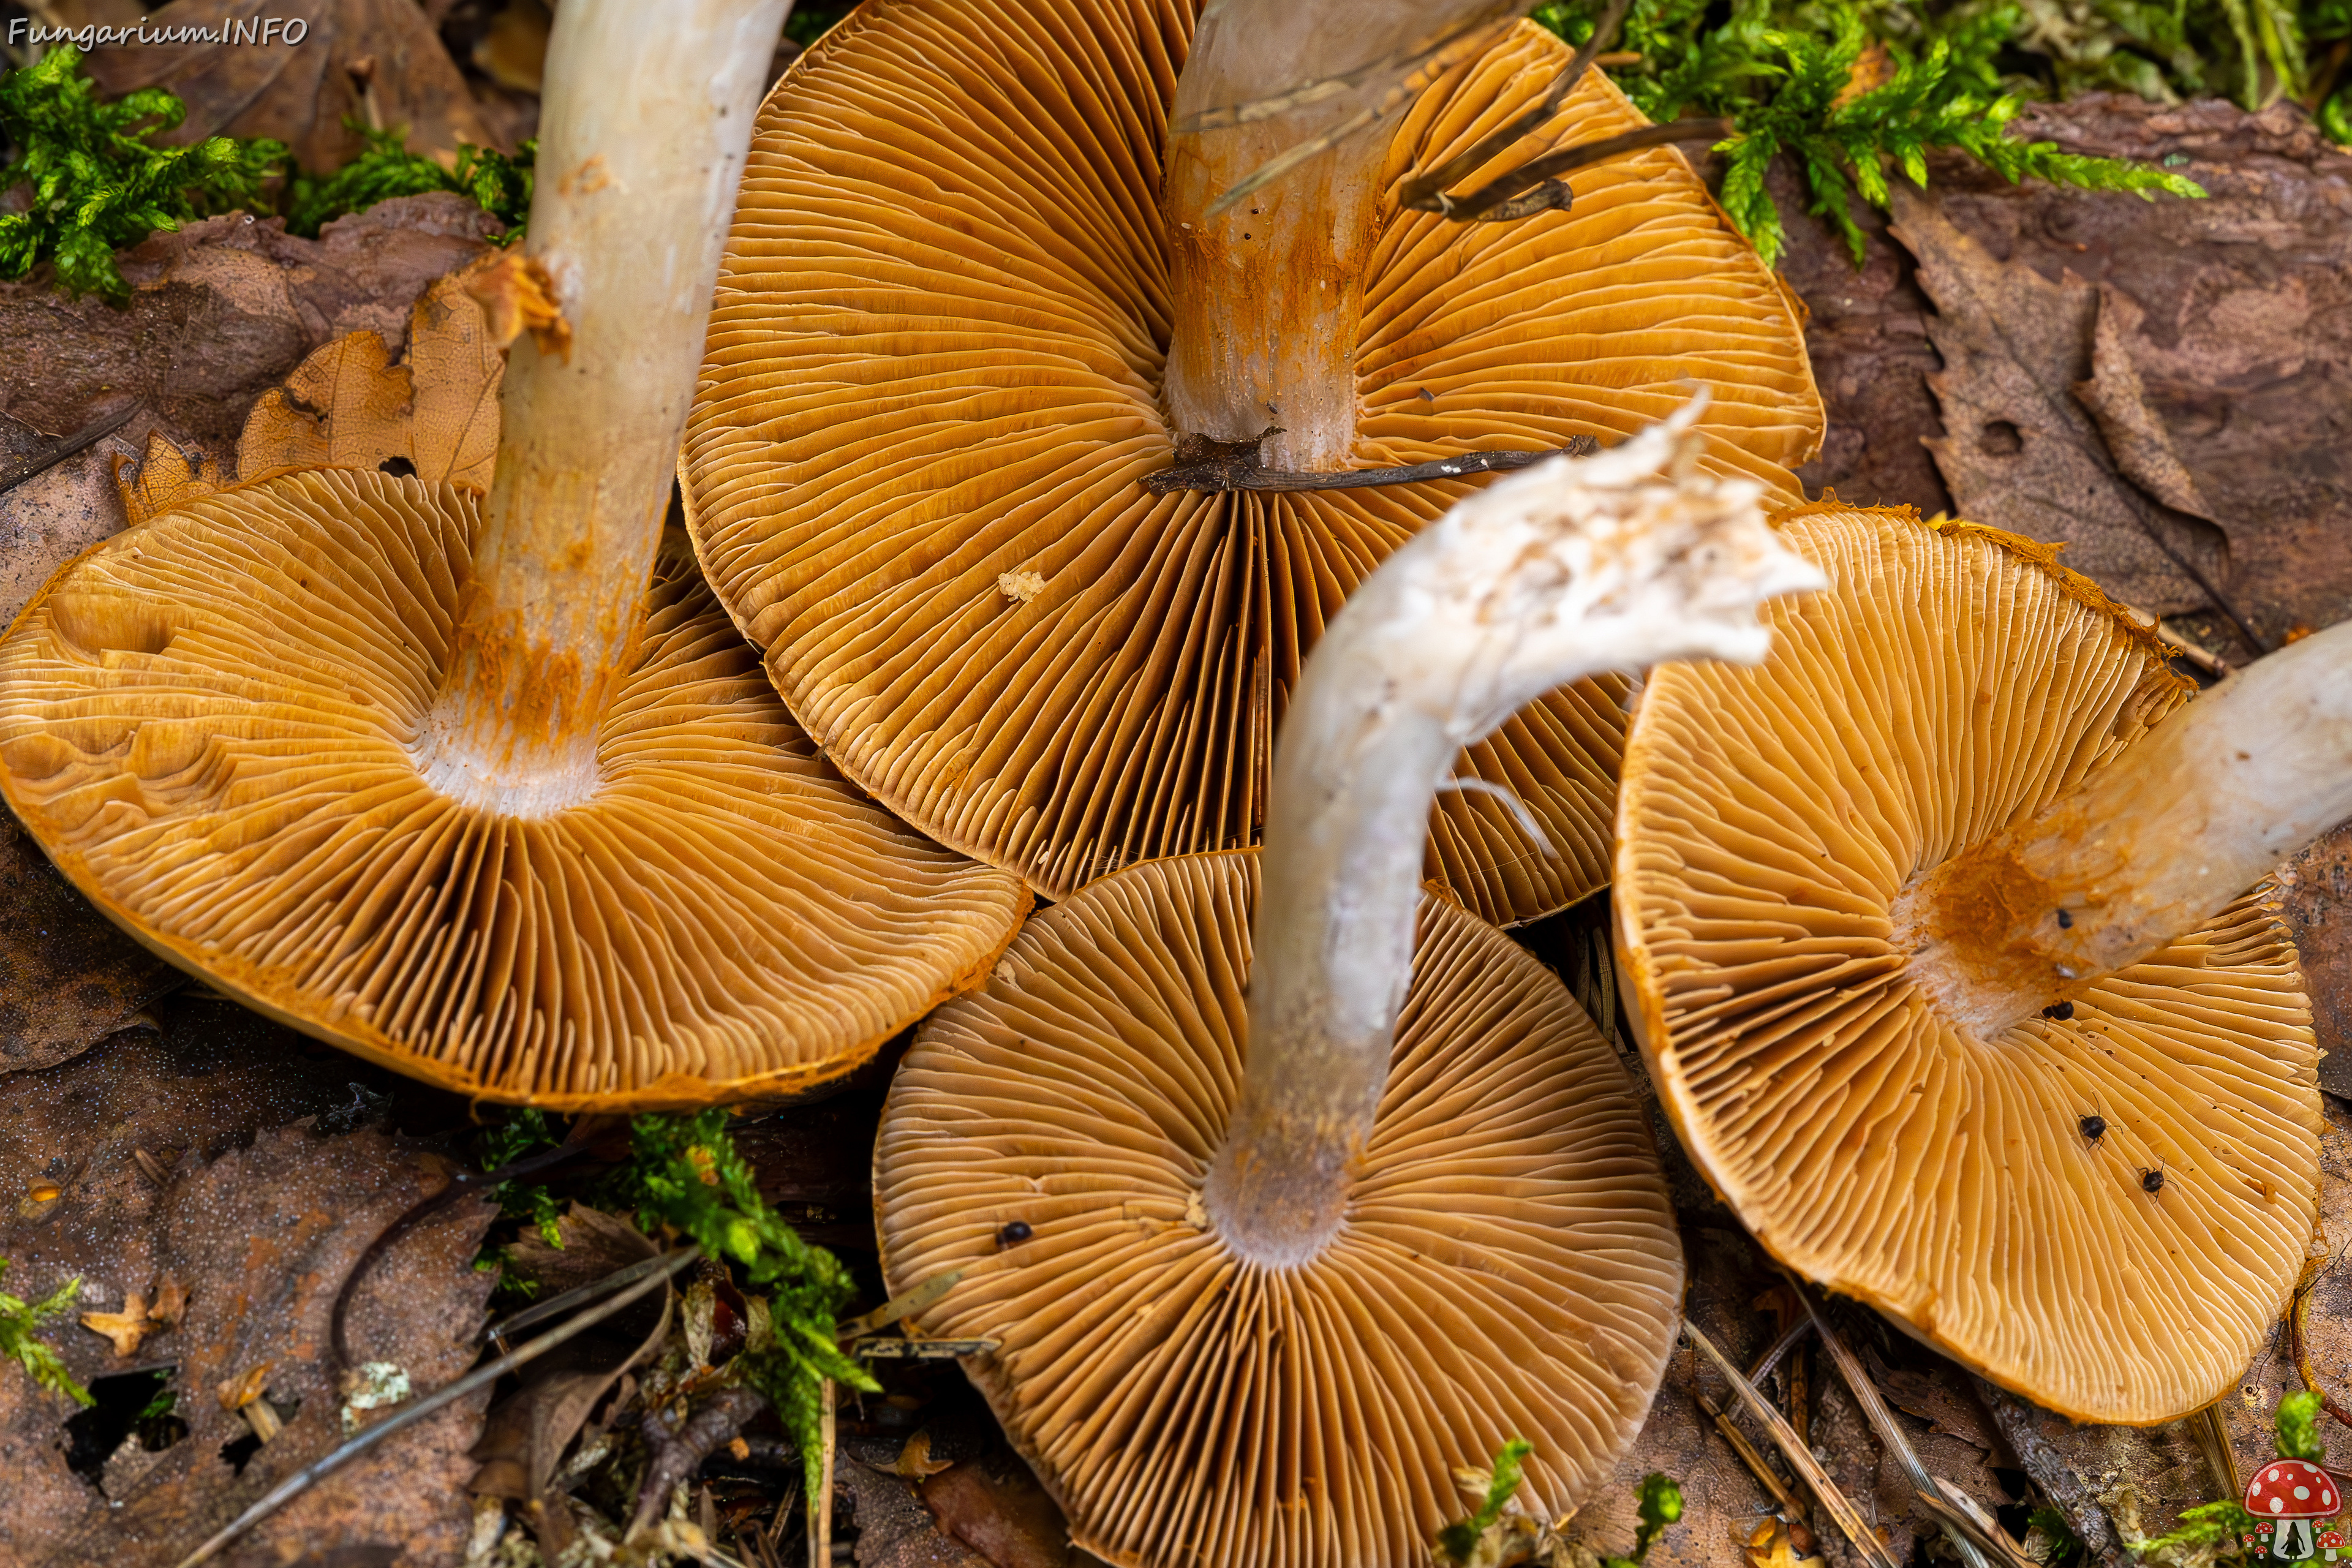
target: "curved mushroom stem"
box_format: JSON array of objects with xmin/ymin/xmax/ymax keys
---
[
  {"xmin": 1202, "ymin": 404, "xmax": 1826, "ymax": 1267},
  {"xmin": 1162, "ymin": 0, "xmax": 1505, "ymax": 471},
  {"xmin": 1898, "ymin": 619, "xmax": 2352, "ymax": 1039},
  {"xmin": 414, "ymin": 0, "xmax": 790, "ymax": 813}
]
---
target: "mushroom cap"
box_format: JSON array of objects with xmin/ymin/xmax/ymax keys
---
[
  {"xmin": 875, "ymin": 849, "xmax": 1683, "ymax": 1568},
  {"xmin": 0, "ymin": 469, "xmax": 1029, "ymax": 1110},
  {"xmin": 682, "ymin": 0, "xmax": 1822, "ymax": 927},
  {"xmin": 1613, "ymin": 501, "xmax": 2322, "ymax": 1424},
  {"xmin": 2248, "ymin": 1461, "xmax": 2340, "ymax": 1518}
]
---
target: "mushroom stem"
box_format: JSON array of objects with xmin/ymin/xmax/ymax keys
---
[
  {"xmin": 415, "ymin": 0, "xmax": 790, "ymax": 813},
  {"xmin": 1899, "ymin": 619, "xmax": 2352, "ymax": 1038},
  {"xmin": 1162, "ymin": 0, "xmax": 1502, "ymax": 472},
  {"xmin": 1202, "ymin": 406, "xmax": 1825, "ymax": 1266}
]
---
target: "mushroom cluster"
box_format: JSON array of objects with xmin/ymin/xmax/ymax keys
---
[
  {"xmin": 0, "ymin": 0, "xmax": 1028, "ymax": 1107},
  {"xmin": 1614, "ymin": 501, "xmax": 2333, "ymax": 1422},
  {"xmin": 683, "ymin": 0, "xmax": 1823, "ymax": 927},
  {"xmin": 876, "ymin": 413, "xmax": 1824, "ymax": 1567}
]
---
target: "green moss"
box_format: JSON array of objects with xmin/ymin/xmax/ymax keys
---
[
  {"xmin": 0, "ymin": 43, "xmax": 285, "ymax": 301},
  {"xmin": 0, "ymin": 1259, "xmax": 88, "ymax": 1408},
  {"xmin": 1535, "ymin": 0, "xmax": 2205, "ymax": 267},
  {"xmin": 284, "ymin": 124, "xmax": 535, "ymax": 241}
]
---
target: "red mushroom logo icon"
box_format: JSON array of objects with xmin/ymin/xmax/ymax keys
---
[{"xmin": 2248, "ymin": 1460, "xmax": 2340, "ymax": 1559}]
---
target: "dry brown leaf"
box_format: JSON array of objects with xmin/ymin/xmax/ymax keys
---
[
  {"xmin": 83, "ymin": 0, "xmax": 498, "ymax": 173},
  {"xmin": 114, "ymin": 432, "xmax": 224, "ymax": 526},
  {"xmin": 149, "ymin": 1278, "xmax": 189, "ymax": 1328},
  {"xmin": 894, "ymin": 1430, "xmax": 955, "ymax": 1480},
  {"xmin": 237, "ymin": 263, "xmax": 505, "ymax": 490},
  {"xmin": 1896, "ymin": 186, "xmax": 2225, "ymax": 618},
  {"xmin": 473, "ymin": 0, "xmax": 552, "ymax": 93},
  {"xmin": 238, "ymin": 331, "xmax": 413, "ymax": 480},
  {"xmin": 919, "ymin": 1453, "xmax": 1074, "ymax": 1568},
  {"xmin": 80, "ymin": 1294, "xmax": 149, "ymax": 1358}
]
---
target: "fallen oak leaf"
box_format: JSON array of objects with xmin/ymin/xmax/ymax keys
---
[
  {"xmin": 80, "ymin": 1293, "xmax": 149, "ymax": 1358},
  {"xmin": 113, "ymin": 432, "xmax": 224, "ymax": 526},
  {"xmin": 1747, "ymin": 1517, "xmax": 1827, "ymax": 1568},
  {"xmin": 238, "ymin": 259, "xmax": 506, "ymax": 491},
  {"xmin": 150, "ymin": 1278, "xmax": 189, "ymax": 1329}
]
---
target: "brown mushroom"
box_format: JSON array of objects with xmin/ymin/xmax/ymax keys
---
[
  {"xmin": 876, "ymin": 413, "xmax": 1824, "ymax": 1567},
  {"xmin": 1613, "ymin": 501, "xmax": 2326, "ymax": 1423},
  {"xmin": 682, "ymin": 0, "xmax": 1823, "ymax": 928},
  {"xmin": 0, "ymin": 0, "xmax": 1028, "ymax": 1109}
]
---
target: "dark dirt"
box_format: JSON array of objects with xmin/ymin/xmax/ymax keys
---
[{"xmin": 0, "ymin": 810, "xmax": 178, "ymax": 1077}]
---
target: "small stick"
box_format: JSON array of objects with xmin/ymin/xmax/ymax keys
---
[
  {"xmin": 173, "ymin": 1246, "xmax": 700, "ymax": 1568},
  {"xmin": 811, "ymin": 1378, "xmax": 837, "ymax": 1568},
  {"xmin": 1787, "ymin": 1277, "xmax": 1994, "ymax": 1568},
  {"xmin": 0, "ymin": 402, "xmax": 138, "ymax": 496},
  {"xmin": 1695, "ymin": 1386, "xmax": 1811, "ymax": 1520},
  {"xmin": 1915, "ymin": 1480, "xmax": 2047, "ymax": 1568},
  {"xmin": 1683, "ymin": 1319, "xmax": 1903, "ymax": 1568},
  {"xmin": 1970, "ymin": 1375, "xmax": 2128, "ymax": 1568},
  {"xmin": 1789, "ymin": 1338, "xmax": 1812, "ymax": 1447},
  {"xmin": 1145, "ymin": 442, "xmax": 1597, "ymax": 496}
]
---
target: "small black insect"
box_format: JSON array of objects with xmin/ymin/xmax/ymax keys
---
[
  {"xmin": 996, "ymin": 1221, "xmax": 1033, "ymax": 1248},
  {"xmin": 2079, "ymin": 1113, "xmax": 2107, "ymax": 1145},
  {"xmin": 2042, "ymin": 1000, "xmax": 2075, "ymax": 1021},
  {"xmin": 2056, "ymin": 908, "xmax": 2075, "ymax": 929},
  {"xmin": 2140, "ymin": 1165, "xmax": 2166, "ymax": 1194}
]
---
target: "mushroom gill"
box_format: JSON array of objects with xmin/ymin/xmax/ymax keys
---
[
  {"xmin": 683, "ymin": 0, "xmax": 1823, "ymax": 927},
  {"xmin": 1613, "ymin": 502, "xmax": 2323, "ymax": 1423},
  {"xmin": 0, "ymin": 0, "xmax": 1028, "ymax": 1109},
  {"xmin": 874, "ymin": 413, "xmax": 1823, "ymax": 1568}
]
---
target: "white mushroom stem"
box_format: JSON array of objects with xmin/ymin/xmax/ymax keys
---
[
  {"xmin": 1900, "ymin": 619, "xmax": 2352, "ymax": 1038},
  {"xmin": 1203, "ymin": 405, "xmax": 1826, "ymax": 1267},
  {"xmin": 415, "ymin": 0, "xmax": 790, "ymax": 814},
  {"xmin": 1163, "ymin": 0, "xmax": 1504, "ymax": 470}
]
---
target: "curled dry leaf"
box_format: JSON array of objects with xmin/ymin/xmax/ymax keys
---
[
  {"xmin": 113, "ymin": 433, "xmax": 225, "ymax": 527},
  {"xmin": 892, "ymin": 1430, "xmax": 954, "ymax": 1480}
]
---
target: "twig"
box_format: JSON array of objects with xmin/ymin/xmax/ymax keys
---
[
  {"xmin": 173, "ymin": 1246, "xmax": 700, "ymax": 1568},
  {"xmin": 334, "ymin": 1138, "xmax": 592, "ymax": 1372},
  {"xmin": 1749, "ymin": 1317, "xmax": 1815, "ymax": 1390},
  {"xmin": 1683, "ymin": 1319, "xmax": 1904, "ymax": 1568},
  {"xmin": 0, "ymin": 402, "xmax": 138, "ymax": 496},
  {"xmin": 633, "ymin": 1385, "xmax": 767, "ymax": 1539},
  {"xmin": 1915, "ymin": 1479, "xmax": 2048, "ymax": 1568},
  {"xmin": 1413, "ymin": 119, "xmax": 1738, "ymax": 223},
  {"xmin": 2290, "ymin": 1257, "xmax": 2352, "ymax": 1431},
  {"xmin": 1970, "ymin": 1374, "xmax": 2128, "ymax": 1568},
  {"xmin": 1695, "ymin": 1386, "xmax": 1811, "ymax": 1520},
  {"xmin": 810, "ymin": 1378, "xmax": 837, "ymax": 1568},
  {"xmin": 1787, "ymin": 1276, "xmax": 1996, "ymax": 1568},
  {"xmin": 1398, "ymin": 0, "xmax": 1634, "ymax": 214},
  {"xmin": 1145, "ymin": 437, "xmax": 1598, "ymax": 495},
  {"xmin": 837, "ymin": 1268, "xmax": 962, "ymax": 1339},
  {"xmin": 485, "ymin": 1246, "xmax": 679, "ymax": 1349}
]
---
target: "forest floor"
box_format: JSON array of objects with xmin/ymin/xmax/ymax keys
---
[{"xmin": 0, "ymin": 48, "xmax": 2349, "ymax": 1568}]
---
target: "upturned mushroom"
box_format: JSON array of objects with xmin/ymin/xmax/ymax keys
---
[
  {"xmin": 873, "ymin": 409, "xmax": 1825, "ymax": 1568},
  {"xmin": 1613, "ymin": 501, "xmax": 2334, "ymax": 1422},
  {"xmin": 682, "ymin": 0, "xmax": 1823, "ymax": 928},
  {"xmin": 0, "ymin": 0, "xmax": 1028, "ymax": 1109}
]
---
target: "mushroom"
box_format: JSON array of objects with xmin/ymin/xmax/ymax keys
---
[
  {"xmin": 1613, "ymin": 501, "xmax": 2331, "ymax": 1422},
  {"xmin": 682, "ymin": 0, "xmax": 1823, "ymax": 928},
  {"xmin": 0, "ymin": 0, "xmax": 1028, "ymax": 1109},
  {"xmin": 874, "ymin": 409, "xmax": 1825, "ymax": 1567},
  {"xmin": 2248, "ymin": 1459, "xmax": 2340, "ymax": 1559}
]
